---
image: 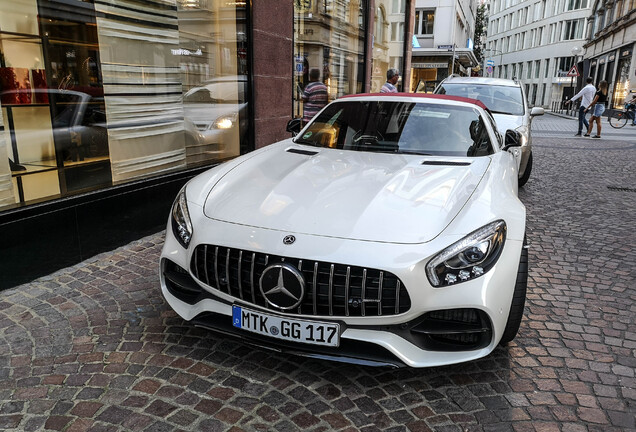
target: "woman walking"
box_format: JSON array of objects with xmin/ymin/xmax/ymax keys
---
[{"xmin": 584, "ymin": 80, "xmax": 608, "ymax": 138}]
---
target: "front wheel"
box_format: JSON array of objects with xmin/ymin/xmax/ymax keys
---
[
  {"xmin": 499, "ymin": 238, "xmax": 528, "ymax": 345},
  {"xmin": 609, "ymin": 112, "xmax": 628, "ymax": 129}
]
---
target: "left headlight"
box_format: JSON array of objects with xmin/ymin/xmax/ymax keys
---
[
  {"xmin": 426, "ymin": 220, "xmax": 506, "ymax": 287},
  {"xmin": 171, "ymin": 188, "xmax": 193, "ymax": 249},
  {"xmin": 213, "ymin": 113, "xmax": 237, "ymax": 130}
]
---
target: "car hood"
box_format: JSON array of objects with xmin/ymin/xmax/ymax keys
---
[
  {"xmin": 203, "ymin": 143, "xmax": 491, "ymax": 244},
  {"xmin": 492, "ymin": 113, "xmax": 524, "ymax": 134}
]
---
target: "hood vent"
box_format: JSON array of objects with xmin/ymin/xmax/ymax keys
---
[
  {"xmin": 287, "ymin": 148, "xmax": 319, "ymax": 156},
  {"xmin": 422, "ymin": 160, "xmax": 472, "ymax": 166}
]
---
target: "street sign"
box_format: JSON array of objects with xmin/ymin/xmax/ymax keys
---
[
  {"xmin": 486, "ymin": 60, "xmax": 495, "ymax": 66},
  {"xmin": 486, "ymin": 66, "xmax": 494, "ymax": 74},
  {"xmin": 437, "ymin": 44, "xmax": 453, "ymax": 51},
  {"xmin": 566, "ymin": 65, "xmax": 580, "ymax": 77}
]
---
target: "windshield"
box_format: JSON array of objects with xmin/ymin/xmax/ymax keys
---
[
  {"xmin": 437, "ymin": 83, "xmax": 525, "ymax": 116},
  {"xmin": 296, "ymin": 101, "xmax": 493, "ymax": 157}
]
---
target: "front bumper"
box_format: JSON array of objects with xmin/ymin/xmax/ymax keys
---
[{"xmin": 160, "ymin": 211, "xmax": 524, "ymax": 368}]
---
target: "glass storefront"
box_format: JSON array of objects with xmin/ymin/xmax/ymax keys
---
[
  {"xmin": 612, "ymin": 48, "xmax": 632, "ymax": 109},
  {"xmin": 293, "ymin": 0, "xmax": 366, "ymax": 120},
  {"xmin": 0, "ymin": 0, "xmax": 248, "ymax": 210}
]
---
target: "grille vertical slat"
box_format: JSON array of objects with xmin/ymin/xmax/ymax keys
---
[
  {"xmin": 214, "ymin": 246, "xmax": 220, "ymax": 290},
  {"xmin": 263, "ymin": 255, "xmax": 269, "ymax": 308},
  {"xmin": 361, "ymin": 269, "xmax": 367, "ymax": 317},
  {"xmin": 191, "ymin": 245, "xmax": 410, "ymax": 318},
  {"xmin": 238, "ymin": 251, "xmax": 244, "ymax": 300},
  {"xmin": 225, "ymin": 248, "xmax": 231, "ymax": 295},
  {"xmin": 250, "ymin": 252, "xmax": 256, "ymax": 304},
  {"xmin": 203, "ymin": 245, "xmax": 210, "ymax": 285},
  {"xmin": 378, "ymin": 271, "xmax": 384, "ymax": 317},
  {"xmin": 328, "ymin": 264, "xmax": 334, "ymax": 316},
  {"xmin": 345, "ymin": 266, "xmax": 351, "ymax": 317},
  {"xmin": 297, "ymin": 260, "xmax": 303, "ymax": 314},
  {"xmin": 313, "ymin": 262, "xmax": 318, "ymax": 315}
]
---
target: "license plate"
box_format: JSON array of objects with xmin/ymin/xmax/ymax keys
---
[{"xmin": 232, "ymin": 305, "xmax": 340, "ymax": 347}]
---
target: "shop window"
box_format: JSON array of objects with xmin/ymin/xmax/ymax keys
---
[
  {"xmin": 293, "ymin": 0, "xmax": 366, "ymax": 120},
  {"xmin": 0, "ymin": 0, "xmax": 248, "ymax": 211}
]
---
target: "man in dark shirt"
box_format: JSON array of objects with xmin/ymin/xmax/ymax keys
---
[{"xmin": 302, "ymin": 68, "xmax": 328, "ymax": 124}]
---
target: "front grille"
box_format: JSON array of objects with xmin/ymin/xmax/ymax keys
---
[{"xmin": 190, "ymin": 245, "xmax": 411, "ymax": 317}]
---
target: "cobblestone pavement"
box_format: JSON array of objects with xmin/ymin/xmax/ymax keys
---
[{"xmin": 1, "ymin": 114, "xmax": 635, "ymax": 432}]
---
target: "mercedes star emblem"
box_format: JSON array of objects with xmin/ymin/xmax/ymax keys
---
[
  {"xmin": 259, "ymin": 263, "xmax": 305, "ymax": 310},
  {"xmin": 283, "ymin": 235, "xmax": 296, "ymax": 245}
]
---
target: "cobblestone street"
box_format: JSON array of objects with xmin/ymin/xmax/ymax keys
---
[{"xmin": 1, "ymin": 114, "xmax": 635, "ymax": 432}]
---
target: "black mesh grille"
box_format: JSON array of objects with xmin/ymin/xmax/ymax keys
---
[{"xmin": 190, "ymin": 245, "xmax": 411, "ymax": 317}]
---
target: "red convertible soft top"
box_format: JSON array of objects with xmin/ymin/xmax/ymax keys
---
[{"xmin": 340, "ymin": 92, "xmax": 489, "ymax": 112}]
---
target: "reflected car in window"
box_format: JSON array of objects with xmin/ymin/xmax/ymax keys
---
[
  {"xmin": 159, "ymin": 93, "xmax": 528, "ymax": 368},
  {"xmin": 182, "ymin": 75, "xmax": 247, "ymax": 162},
  {"xmin": 434, "ymin": 77, "xmax": 544, "ymax": 187}
]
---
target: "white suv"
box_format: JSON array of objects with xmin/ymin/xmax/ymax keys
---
[{"xmin": 434, "ymin": 77, "xmax": 544, "ymax": 186}]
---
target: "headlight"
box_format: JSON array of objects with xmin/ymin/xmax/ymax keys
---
[
  {"xmin": 426, "ymin": 221, "xmax": 506, "ymax": 287},
  {"xmin": 213, "ymin": 114, "xmax": 237, "ymax": 129},
  {"xmin": 171, "ymin": 188, "xmax": 193, "ymax": 249}
]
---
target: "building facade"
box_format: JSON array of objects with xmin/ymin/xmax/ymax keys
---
[
  {"xmin": 583, "ymin": 0, "xmax": 635, "ymax": 108},
  {"xmin": 485, "ymin": 0, "xmax": 592, "ymax": 107},
  {"xmin": 0, "ymin": 0, "xmax": 413, "ymax": 289},
  {"xmin": 410, "ymin": 0, "xmax": 479, "ymax": 93}
]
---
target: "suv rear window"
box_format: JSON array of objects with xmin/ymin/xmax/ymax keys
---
[{"xmin": 437, "ymin": 84, "xmax": 525, "ymax": 116}]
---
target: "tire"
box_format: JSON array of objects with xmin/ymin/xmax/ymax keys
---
[
  {"xmin": 499, "ymin": 237, "xmax": 528, "ymax": 345},
  {"xmin": 609, "ymin": 112, "xmax": 628, "ymax": 129},
  {"xmin": 518, "ymin": 152, "xmax": 532, "ymax": 188}
]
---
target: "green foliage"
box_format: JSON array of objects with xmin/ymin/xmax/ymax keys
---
[{"xmin": 474, "ymin": 4, "xmax": 488, "ymax": 66}]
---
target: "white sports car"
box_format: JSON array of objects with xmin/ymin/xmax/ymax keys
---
[{"xmin": 160, "ymin": 93, "xmax": 527, "ymax": 368}]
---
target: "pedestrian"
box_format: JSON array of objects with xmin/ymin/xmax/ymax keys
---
[
  {"xmin": 565, "ymin": 77, "xmax": 595, "ymax": 136},
  {"xmin": 302, "ymin": 68, "xmax": 328, "ymax": 125},
  {"xmin": 380, "ymin": 69, "xmax": 400, "ymax": 93},
  {"xmin": 584, "ymin": 80, "xmax": 608, "ymax": 138}
]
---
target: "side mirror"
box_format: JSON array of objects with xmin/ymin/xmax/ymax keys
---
[
  {"xmin": 503, "ymin": 130, "xmax": 522, "ymax": 151},
  {"xmin": 530, "ymin": 107, "xmax": 544, "ymax": 117},
  {"xmin": 286, "ymin": 118, "xmax": 302, "ymax": 136}
]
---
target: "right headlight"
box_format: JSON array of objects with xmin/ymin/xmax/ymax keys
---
[
  {"xmin": 426, "ymin": 220, "xmax": 506, "ymax": 287},
  {"xmin": 171, "ymin": 188, "xmax": 193, "ymax": 249}
]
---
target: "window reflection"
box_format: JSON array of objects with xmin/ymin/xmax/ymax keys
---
[
  {"xmin": 0, "ymin": 0, "xmax": 247, "ymax": 209},
  {"xmin": 293, "ymin": 0, "xmax": 366, "ymax": 121}
]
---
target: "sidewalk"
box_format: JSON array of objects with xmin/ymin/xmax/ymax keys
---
[{"xmin": 535, "ymin": 111, "xmax": 636, "ymax": 140}]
